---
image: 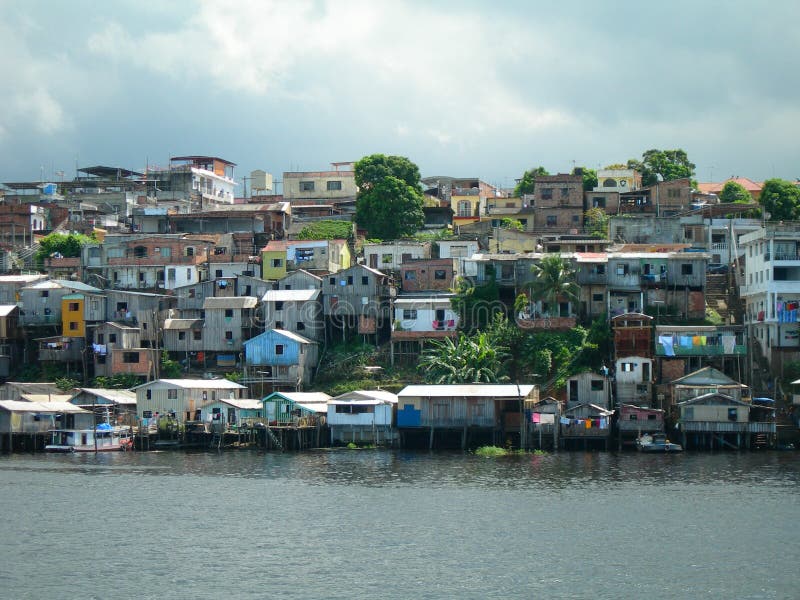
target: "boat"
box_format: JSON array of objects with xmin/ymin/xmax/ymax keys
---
[
  {"xmin": 635, "ymin": 433, "xmax": 683, "ymax": 453},
  {"xmin": 45, "ymin": 423, "xmax": 134, "ymax": 452}
]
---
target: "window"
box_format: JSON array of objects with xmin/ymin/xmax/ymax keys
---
[
  {"xmin": 326, "ymin": 180, "xmax": 342, "ymax": 191},
  {"xmin": 434, "ymin": 270, "xmax": 447, "ymax": 280},
  {"xmin": 592, "ymin": 293, "xmax": 603, "ymax": 302},
  {"xmin": 329, "ymin": 277, "xmax": 336, "ymax": 285},
  {"xmin": 681, "ymin": 264, "xmax": 693, "ymax": 275},
  {"xmin": 629, "ymin": 413, "xmax": 638, "ymax": 420},
  {"xmin": 225, "ymin": 331, "xmax": 233, "ymax": 340},
  {"xmin": 168, "ymin": 269, "xmax": 177, "ymax": 282},
  {"xmin": 193, "ymin": 330, "xmax": 202, "ymax": 341},
  {"xmin": 157, "ymin": 270, "xmax": 165, "ymax": 281},
  {"xmin": 668, "ymin": 188, "xmax": 681, "ymax": 198},
  {"xmin": 591, "ymin": 380, "xmax": 604, "ymax": 391},
  {"xmin": 593, "ymin": 197, "xmax": 606, "ymax": 208},
  {"xmin": 457, "ymin": 200, "xmax": 471, "ymax": 217},
  {"xmin": 362, "ymin": 276, "xmax": 369, "ymax": 285},
  {"xmin": 67, "ymin": 321, "xmax": 78, "ymax": 331},
  {"xmin": 123, "ymin": 352, "xmax": 140, "ymax": 364},
  {"xmin": 271, "ymin": 258, "xmax": 283, "ymax": 267},
  {"xmin": 168, "ymin": 389, "xmax": 178, "ymax": 399},
  {"xmin": 275, "ymin": 344, "xmax": 284, "ymax": 355},
  {"xmin": 621, "ymin": 363, "xmax": 634, "ymax": 372},
  {"xmin": 109, "ymin": 333, "xmax": 117, "ymax": 343},
  {"xmin": 616, "ymin": 264, "xmax": 629, "ymax": 276},
  {"xmin": 275, "ymin": 301, "xmax": 284, "ymax": 311},
  {"xmin": 275, "ymin": 321, "xmax": 283, "ymax": 329},
  {"xmin": 161, "ymin": 247, "xmax": 172, "ymax": 258},
  {"xmin": 215, "ymin": 270, "xmax": 223, "ymax": 278},
  {"xmin": 596, "ymin": 265, "xmax": 606, "ymax": 275},
  {"xmin": 299, "ymin": 181, "xmax": 315, "ymax": 192},
  {"xmin": 546, "ymin": 215, "xmax": 557, "ymax": 227},
  {"xmin": 541, "ymin": 188, "xmax": 553, "ymax": 200},
  {"xmin": 296, "ymin": 322, "xmax": 305, "ymax": 330},
  {"xmin": 561, "ymin": 187, "xmax": 569, "ymax": 198},
  {"xmin": 96, "ymin": 334, "xmax": 104, "ymax": 344},
  {"xmin": 728, "ymin": 408, "xmax": 738, "ymax": 421},
  {"xmin": 347, "ymin": 276, "xmax": 353, "ymax": 285},
  {"xmin": 225, "ymin": 309, "xmax": 234, "ymax": 318},
  {"xmin": 133, "ymin": 246, "xmax": 147, "ymax": 258},
  {"xmin": 68, "ymin": 302, "xmax": 79, "ymax": 311},
  {"xmin": 603, "ymin": 178, "xmax": 617, "ymax": 188},
  {"xmin": 381, "ymin": 253, "xmax": 393, "ymax": 264},
  {"xmin": 139, "ymin": 272, "xmax": 145, "ymax": 282},
  {"xmin": 41, "ymin": 291, "xmax": 49, "ymax": 298},
  {"xmin": 186, "ymin": 268, "xmax": 192, "ymax": 280},
  {"xmin": 186, "ymin": 247, "xmax": 195, "ymax": 256},
  {"xmin": 403, "ymin": 309, "xmax": 417, "ymax": 320},
  {"xmin": 178, "ymin": 331, "xmax": 186, "ymax": 341},
  {"xmin": 572, "ymin": 215, "xmax": 580, "ymax": 222},
  {"xmin": 146, "ymin": 389, "xmax": 152, "ymax": 400},
  {"xmin": 404, "ymin": 271, "xmax": 416, "ymax": 281}
]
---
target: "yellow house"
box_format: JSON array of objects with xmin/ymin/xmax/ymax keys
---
[
  {"xmin": 61, "ymin": 294, "xmax": 85, "ymax": 338},
  {"xmin": 261, "ymin": 241, "xmax": 288, "ymax": 280}
]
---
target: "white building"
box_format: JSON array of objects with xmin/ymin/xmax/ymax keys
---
[
  {"xmin": 739, "ymin": 224, "xmax": 800, "ymax": 363},
  {"xmin": 327, "ymin": 390, "xmax": 398, "ymax": 445}
]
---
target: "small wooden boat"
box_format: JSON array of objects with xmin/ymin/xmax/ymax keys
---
[
  {"xmin": 46, "ymin": 423, "xmax": 134, "ymax": 452},
  {"xmin": 635, "ymin": 433, "xmax": 683, "ymax": 453}
]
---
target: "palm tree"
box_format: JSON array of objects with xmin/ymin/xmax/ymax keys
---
[
  {"xmin": 418, "ymin": 333, "xmax": 509, "ymax": 384},
  {"xmin": 529, "ymin": 254, "xmax": 579, "ymax": 317}
]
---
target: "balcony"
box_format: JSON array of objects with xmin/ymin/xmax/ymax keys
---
[{"xmin": 655, "ymin": 339, "xmax": 746, "ymax": 357}]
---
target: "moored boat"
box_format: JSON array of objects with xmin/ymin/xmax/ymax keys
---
[
  {"xmin": 635, "ymin": 433, "xmax": 683, "ymax": 453},
  {"xmin": 46, "ymin": 423, "xmax": 134, "ymax": 452}
]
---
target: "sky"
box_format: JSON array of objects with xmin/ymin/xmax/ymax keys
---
[{"xmin": 1, "ymin": 0, "xmax": 798, "ymax": 192}]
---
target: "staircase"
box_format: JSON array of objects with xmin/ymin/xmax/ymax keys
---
[
  {"xmin": 705, "ymin": 273, "xmax": 740, "ymax": 323},
  {"xmin": 265, "ymin": 426, "xmax": 283, "ymax": 450},
  {"xmin": 209, "ymin": 431, "xmax": 222, "ymax": 450}
]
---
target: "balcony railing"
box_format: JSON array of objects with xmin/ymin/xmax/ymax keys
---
[{"xmin": 680, "ymin": 421, "xmax": 776, "ymax": 433}]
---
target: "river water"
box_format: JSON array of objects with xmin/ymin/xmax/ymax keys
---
[{"xmin": 1, "ymin": 450, "xmax": 798, "ymax": 599}]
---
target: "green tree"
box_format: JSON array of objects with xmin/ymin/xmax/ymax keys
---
[
  {"xmin": 418, "ymin": 332, "xmax": 509, "ymax": 384},
  {"xmin": 450, "ymin": 278, "xmax": 502, "ymax": 333},
  {"xmin": 93, "ymin": 373, "xmax": 143, "ymax": 389},
  {"xmin": 574, "ymin": 167, "xmax": 598, "ymax": 191},
  {"xmin": 719, "ymin": 181, "xmax": 753, "ymax": 204},
  {"xmin": 584, "ymin": 207, "xmax": 609, "ymax": 238},
  {"xmin": 296, "ymin": 221, "xmax": 354, "ymax": 240},
  {"xmin": 354, "ymin": 154, "xmax": 425, "ymax": 239},
  {"xmin": 514, "ymin": 166, "xmax": 549, "ymax": 196},
  {"xmin": 500, "ymin": 217, "xmax": 523, "ymax": 231},
  {"xmin": 35, "ymin": 232, "xmax": 93, "ymax": 265},
  {"xmin": 627, "ymin": 149, "xmax": 695, "ymax": 187},
  {"xmin": 758, "ymin": 179, "xmax": 800, "ymax": 221},
  {"xmin": 160, "ymin": 351, "xmax": 182, "ymax": 378},
  {"xmin": 604, "ymin": 163, "xmax": 627, "ymax": 170},
  {"xmin": 529, "ymin": 254, "xmax": 579, "ymax": 313},
  {"xmin": 55, "ymin": 377, "xmax": 80, "ymax": 392}
]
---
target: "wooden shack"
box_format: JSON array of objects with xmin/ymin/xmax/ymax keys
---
[
  {"xmin": 560, "ymin": 403, "xmax": 614, "ymax": 450},
  {"xmin": 612, "ymin": 312, "xmax": 653, "ymax": 360},
  {"xmin": 327, "ymin": 390, "xmax": 398, "ymax": 446},
  {"xmin": 0, "ymin": 400, "xmax": 93, "ymax": 452}
]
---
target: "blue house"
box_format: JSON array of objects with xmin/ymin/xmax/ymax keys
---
[{"xmin": 243, "ymin": 329, "xmax": 319, "ymax": 392}]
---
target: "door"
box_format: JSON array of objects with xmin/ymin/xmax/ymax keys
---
[
  {"xmin": 227, "ymin": 407, "xmax": 236, "ymax": 424},
  {"xmin": 569, "ymin": 380, "xmax": 578, "ymax": 403},
  {"xmin": 642, "ymin": 362, "xmax": 650, "ymax": 382}
]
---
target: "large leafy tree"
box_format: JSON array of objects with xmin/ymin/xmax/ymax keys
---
[
  {"xmin": 450, "ymin": 277, "xmax": 502, "ymax": 333},
  {"xmin": 514, "ymin": 166, "xmax": 549, "ymax": 196},
  {"xmin": 529, "ymin": 254, "xmax": 579, "ymax": 311},
  {"xmin": 418, "ymin": 332, "xmax": 509, "ymax": 384},
  {"xmin": 719, "ymin": 181, "xmax": 753, "ymax": 203},
  {"xmin": 627, "ymin": 149, "xmax": 695, "ymax": 187},
  {"xmin": 584, "ymin": 207, "xmax": 609, "ymax": 238},
  {"xmin": 35, "ymin": 232, "xmax": 93, "ymax": 265},
  {"xmin": 759, "ymin": 178, "xmax": 800, "ymax": 221},
  {"xmin": 354, "ymin": 154, "xmax": 424, "ymax": 239},
  {"xmin": 574, "ymin": 166, "xmax": 598, "ymax": 191}
]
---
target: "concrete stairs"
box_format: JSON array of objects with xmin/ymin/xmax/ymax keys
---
[{"xmin": 705, "ymin": 273, "xmax": 744, "ymax": 324}]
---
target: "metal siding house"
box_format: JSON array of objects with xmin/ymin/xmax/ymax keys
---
[
  {"xmin": 243, "ymin": 329, "xmax": 319, "ymax": 391},
  {"xmin": 162, "ymin": 318, "xmax": 206, "ymax": 353},
  {"xmin": 201, "ymin": 296, "xmax": 259, "ymax": 353},
  {"xmin": 262, "ymin": 289, "xmax": 323, "ymax": 341},
  {"xmin": 322, "ymin": 264, "xmax": 391, "ymax": 339},
  {"xmin": 677, "ymin": 392, "xmax": 775, "ymax": 449},
  {"xmin": 262, "ymin": 391, "xmax": 332, "ymax": 425},
  {"xmin": 203, "ymin": 398, "xmax": 263, "ymax": 427},
  {"xmin": 327, "ymin": 390, "xmax": 398, "ymax": 445},
  {"xmin": 133, "ymin": 378, "xmax": 247, "ymax": 422},
  {"xmin": 276, "ymin": 269, "xmax": 322, "ymax": 291},
  {"xmin": 19, "ymin": 280, "xmax": 104, "ymax": 327},
  {"xmin": 566, "ymin": 371, "xmax": 611, "ymax": 410}
]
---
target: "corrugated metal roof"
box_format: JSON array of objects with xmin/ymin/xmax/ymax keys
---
[
  {"xmin": 399, "ymin": 384, "xmax": 535, "ymax": 398},
  {"xmin": 19, "ymin": 394, "xmax": 74, "ymax": 403},
  {"xmin": 296, "ymin": 402, "xmax": 329, "ymax": 413},
  {"xmin": 75, "ymin": 388, "xmax": 137, "ymax": 405},
  {"xmin": 0, "ymin": 400, "xmax": 91, "ymax": 413},
  {"xmin": 0, "ymin": 305, "xmax": 18, "ymax": 316},
  {"xmin": 330, "ymin": 390, "xmax": 398, "ymax": 404},
  {"xmin": 264, "ymin": 391, "xmax": 332, "ymax": 403},
  {"xmin": 217, "ymin": 398, "xmax": 263, "ymax": 410},
  {"xmin": 163, "ymin": 318, "xmax": 204, "ymax": 330},
  {"xmin": 270, "ymin": 329, "xmax": 317, "ymax": 344},
  {"xmin": 262, "ymin": 289, "xmax": 319, "ymax": 302},
  {"xmin": 132, "ymin": 379, "xmax": 246, "ymax": 390},
  {"xmin": 203, "ymin": 296, "xmax": 258, "ymax": 309}
]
